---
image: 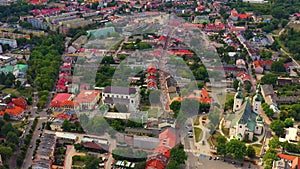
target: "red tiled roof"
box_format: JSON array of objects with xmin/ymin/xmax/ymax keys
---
[
  {"xmin": 12, "ymin": 97, "xmax": 27, "ymax": 109},
  {"xmin": 239, "ymin": 14, "xmax": 251, "ymax": 19},
  {"xmin": 146, "ymin": 159, "xmax": 165, "ymax": 169},
  {"xmin": 153, "ymin": 146, "xmax": 171, "ymax": 158},
  {"xmin": 56, "ymin": 113, "xmax": 71, "ymax": 120},
  {"xmin": 253, "ymin": 60, "xmax": 274, "ymax": 68},
  {"xmin": 168, "ymin": 49, "xmax": 194, "ymax": 55},
  {"xmin": 158, "ymin": 36, "xmax": 167, "ymax": 41}
]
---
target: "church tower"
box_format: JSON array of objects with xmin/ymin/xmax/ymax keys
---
[
  {"xmin": 252, "ymin": 84, "xmax": 262, "ymax": 114},
  {"xmin": 233, "ymin": 82, "xmax": 244, "ymax": 112}
]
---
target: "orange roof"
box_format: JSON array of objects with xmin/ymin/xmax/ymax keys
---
[
  {"xmin": 159, "ymin": 128, "xmax": 176, "ymax": 148},
  {"xmin": 278, "ymin": 153, "xmax": 297, "ymax": 161},
  {"xmin": 74, "ymin": 90, "xmax": 100, "ymax": 103},
  {"xmin": 239, "ymin": 14, "xmax": 250, "ymax": 19},
  {"xmin": 253, "ymin": 60, "xmax": 273, "ymax": 68},
  {"xmin": 4, "ymin": 106, "xmax": 24, "ymax": 115},
  {"xmin": 201, "ymin": 88, "xmax": 209, "ymax": 98}
]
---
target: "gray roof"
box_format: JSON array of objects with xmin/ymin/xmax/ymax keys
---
[
  {"xmin": 104, "ymin": 97, "xmax": 130, "ymax": 104},
  {"xmin": 104, "ymin": 86, "xmax": 136, "ymax": 95},
  {"xmin": 261, "ymin": 84, "xmax": 274, "ymax": 96}
]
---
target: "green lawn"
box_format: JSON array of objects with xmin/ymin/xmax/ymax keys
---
[
  {"xmin": 252, "ymin": 144, "xmax": 262, "ymax": 156},
  {"xmin": 2, "ymin": 88, "xmax": 21, "ymax": 97},
  {"xmin": 194, "ymin": 116, "xmax": 200, "ymax": 126},
  {"xmin": 194, "ymin": 127, "xmax": 203, "ymax": 142},
  {"xmin": 148, "ymin": 107, "xmax": 159, "ymax": 118}
]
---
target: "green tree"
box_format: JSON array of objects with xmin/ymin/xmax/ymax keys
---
[
  {"xmin": 6, "ymin": 131, "xmax": 19, "ymax": 145},
  {"xmin": 217, "ymin": 135, "xmax": 227, "ymax": 144},
  {"xmin": 268, "ymin": 136, "xmax": 280, "ymax": 149},
  {"xmin": 3, "ymin": 113, "xmax": 10, "ymax": 121},
  {"xmin": 261, "ymin": 74, "xmax": 278, "ymax": 85},
  {"xmin": 247, "ymin": 145, "xmax": 256, "ymax": 158},
  {"xmin": 271, "ymin": 60, "xmax": 286, "ymax": 72},
  {"xmin": 233, "ymin": 80, "xmax": 239, "ymax": 90},
  {"xmin": 62, "ymin": 120, "xmax": 71, "ymax": 132},
  {"xmin": 0, "ymin": 145, "xmax": 13, "ymax": 162},
  {"xmin": 170, "ymin": 145, "xmax": 187, "ymax": 164},
  {"xmin": 270, "ymin": 120, "xmax": 285, "ymax": 136},
  {"xmin": 166, "ymin": 161, "xmax": 180, "ymax": 169},
  {"xmin": 263, "ymin": 149, "xmax": 278, "ymax": 166},
  {"xmin": 1, "ymin": 123, "xmax": 16, "ymax": 136},
  {"xmin": 225, "ymin": 139, "xmax": 247, "ymax": 161},
  {"xmin": 170, "ymin": 100, "xmax": 181, "ymax": 118},
  {"xmin": 101, "ymin": 56, "xmax": 115, "ymax": 64},
  {"xmin": 284, "ymin": 118, "xmax": 294, "ymax": 128}
]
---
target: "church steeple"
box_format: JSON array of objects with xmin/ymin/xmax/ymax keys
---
[
  {"xmin": 235, "ymin": 82, "xmax": 244, "ymax": 99},
  {"xmin": 233, "ymin": 81, "xmax": 244, "ymax": 112},
  {"xmin": 252, "ymin": 84, "xmax": 262, "ymax": 114}
]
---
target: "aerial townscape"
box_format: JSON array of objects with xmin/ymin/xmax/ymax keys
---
[{"xmin": 0, "ymin": 0, "xmax": 300, "ymax": 169}]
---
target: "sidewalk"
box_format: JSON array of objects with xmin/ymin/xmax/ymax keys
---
[{"xmin": 193, "ymin": 115, "xmax": 212, "ymax": 156}]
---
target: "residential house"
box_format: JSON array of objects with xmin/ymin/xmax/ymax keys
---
[
  {"xmin": 147, "ymin": 64, "xmax": 158, "ymax": 90},
  {"xmin": 56, "ymin": 78, "xmax": 68, "ymax": 93},
  {"xmin": 102, "ymin": 86, "xmax": 139, "ymax": 112},
  {"xmin": 146, "ymin": 128, "xmax": 178, "ymax": 169},
  {"xmin": 253, "ymin": 60, "xmax": 273, "ymax": 74},
  {"xmin": 0, "ymin": 105, "xmax": 25, "ymax": 120},
  {"xmin": 74, "ymin": 90, "xmax": 101, "ymax": 110},
  {"xmin": 55, "ymin": 132, "xmax": 77, "ymax": 144},
  {"xmin": 279, "ymin": 127, "xmax": 298, "ymax": 143},
  {"xmin": 225, "ymin": 83, "xmax": 264, "ymax": 141},
  {"xmin": 0, "ymin": 38, "xmax": 17, "ymax": 48},
  {"xmin": 50, "ymin": 93, "xmax": 74, "ymax": 110},
  {"xmin": 81, "ymin": 136, "xmax": 109, "ymax": 153},
  {"xmin": 50, "ymin": 121, "xmax": 63, "ymax": 131},
  {"xmin": 273, "ymin": 153, "xmax": 300, "ymax": 169}
]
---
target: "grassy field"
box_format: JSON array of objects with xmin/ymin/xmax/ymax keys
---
[
  {"xmin": 194, "ymin": 116, "xmax": 200, "ymax": 126},
  {"xmin": 2, "ymin": 88, "xmax": 21, "ymax": 97},
  {"xmin": 194, "ymin": 127, "xmax": 203, "ymax": 142},
  {"xmin": 148, "ymin": 107, "xmax": 159, "ymax": 118},
  {"xmin": 288, "ymin": 23, "xmax": 300, "ymax": 31},
  {"xmin": 252, "ymin": 144, "xmax": 262, "ymax": 156}
]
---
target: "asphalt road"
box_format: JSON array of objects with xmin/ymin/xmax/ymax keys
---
[{"xmin": 22, "ymin": 112, "xmax": 47, "ymax": 169}]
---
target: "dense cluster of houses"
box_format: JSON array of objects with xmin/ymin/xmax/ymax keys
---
[{"xmin": 0, "ymin": 94, "xmax": 27, "ymax": 120}]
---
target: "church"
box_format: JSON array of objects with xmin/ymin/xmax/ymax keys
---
[{"xmin": 224, "ymin": 82, "xmax": 264, "ymax": 141}]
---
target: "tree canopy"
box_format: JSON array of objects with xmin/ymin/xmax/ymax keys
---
[
  {"xmin": 225, "ymin": 139, "xmax": 247, "ymax": 161},
  {"xmin": 270, "ymin": 120, "xmax": 285, "ymax": 136}
]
